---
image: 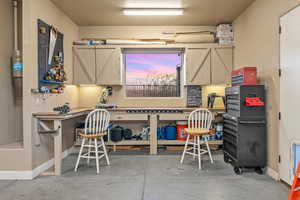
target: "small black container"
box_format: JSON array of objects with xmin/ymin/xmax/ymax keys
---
[
  {"xmin": 110, "ymin": 126, "xmax": 123, "ymax": 142},
  {"xmin": 103, "ymin": 134, "xmax": 108, "ymax": 142},
  {"xmin": 123, "ymin": 129, "xmax": 133, "ymax": 140}
]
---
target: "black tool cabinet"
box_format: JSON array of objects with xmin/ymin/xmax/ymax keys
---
[{"xmin": 223, "ymin": 85, "xmax": 266, "ymax": 175}]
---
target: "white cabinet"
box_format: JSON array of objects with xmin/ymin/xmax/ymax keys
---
[
  {"xmin": 185, "ymin": 48, "xmax": 211, "ymax": 85},
  {"xmin": 95, "ymin": 47, "xmax": 122, "ymax": 85},
  {"xmin": 211, "ymin": 47, "xmax": 233, "ymax": 84},
  {"xmin": 73, "ymin": 46, "xmax": 96, "ymax": 85},
  {"xmin": 185, "ymin": 46, "xmax": 233, "ymax": 85},
  {"xmin": 73, "ymin": 46, "xmax": 122, "ymax": 85}
]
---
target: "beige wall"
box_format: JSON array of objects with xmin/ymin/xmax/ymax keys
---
[
  {"xmin": 234, "ymin": 0, "xmax": 300, "ymax": 173},
  {"xmin": 79, "ymin": 86, "xmax": 102, "ymax": 107},
  {"xmin": 0, "ymin": 0, "xmax": 22, "ymax": 146},
  {"xmin": 21, "ymin": 0, "xmax": 80, "ymax": 170}
]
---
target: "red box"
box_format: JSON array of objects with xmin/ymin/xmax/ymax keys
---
[{"xmin": 231, "ymin": 67, "xmax": 257, "ymax": 86}]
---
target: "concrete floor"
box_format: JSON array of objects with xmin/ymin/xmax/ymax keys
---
[{"xmin": 0, "ymin": 151, "xmax": 289, "ymax": 200}]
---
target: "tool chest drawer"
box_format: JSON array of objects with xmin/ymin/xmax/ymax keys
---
[
  {"xmin": 224, "ymin": 119, "xmax": 238, "ymax": 130},
  {"xmin": 226, "ymin": 99, "xmax": 240, "ymax": 106},
  {"xmin": 225, "ymin": 86, "xmax": 240, "ymax": 95},
  {"xmin": 223, "ymin": 127, "xmax": 237, "ymax": 137},
  {"xmin": 223, "ymin": 133, "xmax": 237, "ymax": 146}
]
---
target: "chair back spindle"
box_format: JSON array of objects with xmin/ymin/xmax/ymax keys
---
[{"xmin": 188, "ymin": 109, "xmax": 213, "ymax": 130}]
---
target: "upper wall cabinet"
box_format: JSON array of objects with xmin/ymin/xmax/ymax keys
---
[
  {"xmin": 211, "ymin": 47, "xmax": 233, "ymax": 85},
  {"xmin": 73, "ymin": 46, "xmax": 96, "ymax": 85},
  {"xmin": 73, "ymin": 46, "xmax": 122, "ymax": 85},
  {"xmin": 96, "ymin": 47, "xmax": 122, "ymax": 85},
  {"xmin": 185, "ymin": 46, "xmax": 233, "ymax": 85},
  {"xmin": 186, "ymin": 48, "xmax": 211, "ymax": 85}
]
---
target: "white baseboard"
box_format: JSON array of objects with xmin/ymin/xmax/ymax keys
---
[
  {"xmin": 0, "ymin": 170, "xmax": 34, "ymax": 180},
  {"xmin": 0, "ymin": 147, "xmax": 74, "ymax": 180},
  {"xmin": 266, "ymin": 167, "xmax": 280, "ymax": 181}
]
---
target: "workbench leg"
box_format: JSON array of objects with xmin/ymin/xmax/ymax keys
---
[
  {"xmin": 150, "ymin": 115, "xmax": 158, "ymax": 155},
  {"xmin": 33, "ymin": 118, "xmax": 41, "ymax": 146},
  {"xmin": 54, "ymin": 120, "xmax": 62, "ymax": 176}
]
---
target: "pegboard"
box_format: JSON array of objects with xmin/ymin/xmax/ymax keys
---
[{"xmin": 37, "ymin": 19, "xmax": 64, "ymax": 91}]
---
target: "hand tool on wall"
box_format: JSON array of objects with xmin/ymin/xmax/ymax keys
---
[{"xmin": 48, "ymin": 27, "xmax": 58, "ymax": 65}]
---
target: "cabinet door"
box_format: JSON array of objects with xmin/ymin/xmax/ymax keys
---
[
  {"xmin": 73, "ymin": 47, "xmax": 96, "ymax": 84},
  {"xmin": 185, "ymin": 48, "xmax": 211, "ymax": 85},
  {"xmin": 211, "ymin": 47, "xmax": 233, "ymax": 84},
  {"xmin": 96, "ymin": 48, "xmax": 122, "ymax": 85}
]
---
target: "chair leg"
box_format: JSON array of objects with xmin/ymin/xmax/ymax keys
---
[
  {"xmin": 101, "ymin": 137, "xmax": 110, "ymax": 166},
  {"xmin": 180, "ymin": 134, "xmax": 190, "ymax": 164},
  {"xmin": 75, "ymin": 138, "xmax": 85, "ymax": 172},
  {"xmin": 193, "ymin": 136, "xmax": 196, "ymax": 160},
  {"xmin": 197, "ymin": 136, "xmax": 202, "ymax": 170},
  {"xmin": 87, "ymin": 139, "xmax": 92, "ymax": 165},
  {"xmin": 205, "ymin": 136, "xmax": 214, "ymax": 164},
  {"xmin": 94, "ymin": 138, "xmax": 100, "ymax": 174}
]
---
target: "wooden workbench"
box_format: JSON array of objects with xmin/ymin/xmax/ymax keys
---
[{"xmin": 33, "ymin": 107, "xmax": 224, "ymax": 176}]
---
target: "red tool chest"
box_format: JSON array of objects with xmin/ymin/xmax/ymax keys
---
[{"xmin": 231, "ymin": 67, "xmax": 257, "ymax": 86}]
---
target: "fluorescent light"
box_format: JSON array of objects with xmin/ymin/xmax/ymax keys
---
[
  {"xmin": 125, "ymin": 0, "xmax": 182, "ymax": 9},
  {"xmin": 123, "ymin": 9, "xmax": 183, "ymax": 16}
]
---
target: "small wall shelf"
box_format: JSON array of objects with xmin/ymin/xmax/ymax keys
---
[{"xmin": 40, "ymin": 80, "xmax": 65, "ymax": 84}]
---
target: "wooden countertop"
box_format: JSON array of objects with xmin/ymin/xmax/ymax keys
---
[
  {"xmin": 33, "ymin": 107, "xmax": 225, "ymax": 120},
  {"xmin": 32, "ymin": 108, "xmax": 92, "ymax": 120}
]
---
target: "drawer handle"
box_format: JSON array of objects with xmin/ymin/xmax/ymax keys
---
[{"xmin": 117, "ymin": 116, "xmax": 122, "ymax": 119}]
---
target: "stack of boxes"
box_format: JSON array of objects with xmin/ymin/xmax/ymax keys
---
[{"xmin": 216, "ymin": 24, "xmax": 234, "ymax": 45}]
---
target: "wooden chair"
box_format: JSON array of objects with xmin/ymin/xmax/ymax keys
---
[
  {"xmin": 180, "ymin": 109, "xmax": 214, "ymax": 169},
  {"xmin": 75, "ymin": 109, "xmax": 110, "ymax": 174}
]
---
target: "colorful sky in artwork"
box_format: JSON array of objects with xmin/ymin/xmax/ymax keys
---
[{"xmin": 126, "ymin": 53, "xmax": 182, "ymax": 85}]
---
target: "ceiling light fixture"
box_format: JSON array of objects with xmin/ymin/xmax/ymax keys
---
[{"xmin": 123, "ymin": 8, "xmax": 183, "ymax": 16}]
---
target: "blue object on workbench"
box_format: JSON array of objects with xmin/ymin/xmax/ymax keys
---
[
  {"xmin": 164, "ymin": 125, "xmax": 177, "ymax": 140},
  {"xmin": 157, "ymin": 128, "xmax": 164, "ymax": 140}
]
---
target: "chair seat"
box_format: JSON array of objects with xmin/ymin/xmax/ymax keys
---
[
  {"xmin": 79, "ymin": 132, "xmax": 107, "ymax": 139},
  {"xmin": 184, "ymin": 128, "xmax": 210, "ymax": 136}
]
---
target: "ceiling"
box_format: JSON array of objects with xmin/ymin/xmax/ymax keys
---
[{"xmin": 50, "ymin": 0, "xmax": 255, "ymax": 26}]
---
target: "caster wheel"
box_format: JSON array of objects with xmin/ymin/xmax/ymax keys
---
[
  {"xmin": 255, "ymin": 167, "xmax": 264, "ymax": 175},
  {"xmin": 224, "ymin": 154, "xmax": 230, "ymax": 163},
  {"xmin": 234, "ymin": 167, "xmax": 243, "ymax": 175}
]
